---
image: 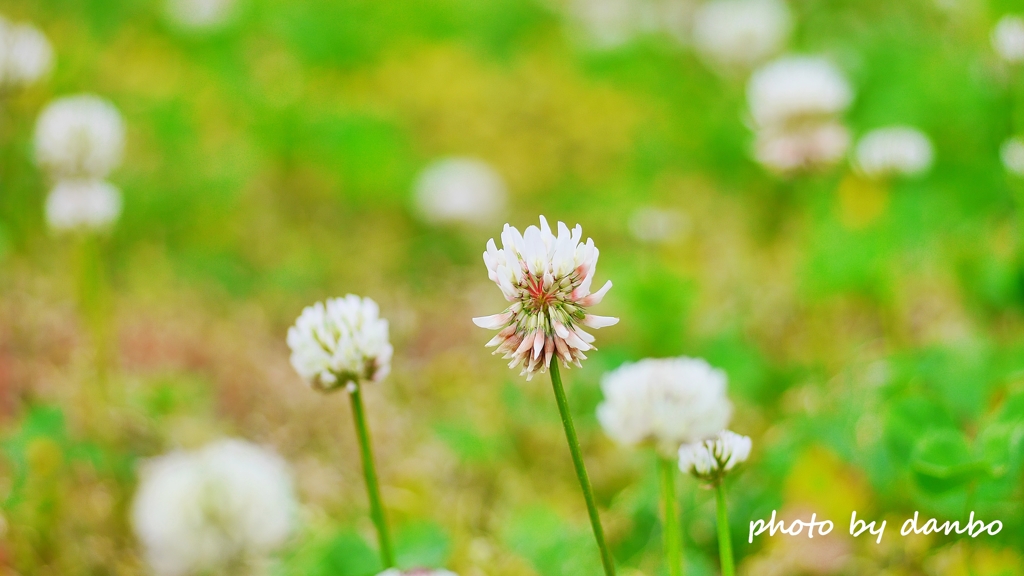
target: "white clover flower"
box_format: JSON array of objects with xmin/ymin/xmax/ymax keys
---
[
  {"xmin": 34, "ymin": 95, "xmax": 126, "ymax": 180},
  {"xmin": 44, "ymin": 180, "xmax": 122, "ymax": 232},
  {"xmin": 473, "ymin": 216, "xmax": 618, "ymax": 380},
  {"xmin": 413, "ymin": 157, "xmax": 507, "ymax": 226},
  {"xmin": 166, "ymin": 0, "xmax": 237, "ymax": 31},
  {"xmin": 374, "ymin": 565, "xmax": 458, "ymax": 569},
  {"xmin": 993, "ymin": 15, "xmax": 1024, "ymax": 63},
  {"xmin": 287, "ymin": 295, "xmax": 393, "ymax": 392},
  {"xmin": 853, "ymin": 126, "xmax": 934, "ymax": 178},
  {"xmin": 747, "ymin": 56, "xmax": 853, "ymax": 129},
  {"xmin": 597, "ymin": 357, "xmax": 732, "ymax": 455},
  {"xmin": 692, "ymin": 0, "xmax": 791, "ymax": 70},
  {"xmin": 753, "ymin": 121, "xmax": 850, "ymax": 173},
  {"xmin": 0, "ymin": 19, "xmax": 54, "ymax": 89},
  {"xmin": 1001, "ymin": 136, "xmax": 1024, "ymax": 176},
  {"xmin": 131, "ymin": 439, "xmax": 296, "ymax": 576},
  {"xmin": 678, "ymin": 430, "xmax": 752, "ymax": 483}
]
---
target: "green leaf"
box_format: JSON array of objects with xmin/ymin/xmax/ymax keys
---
[
  {"xmin": 395, "ymin": 521, "xmax": 451, "ymax": 570},
  {"xmin": 910, "ymin": 429, "xmax": 985, "ymax": 493}
]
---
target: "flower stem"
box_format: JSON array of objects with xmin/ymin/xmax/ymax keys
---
[
  {"xmin": 548, "ymin": 359, "xmax": 616, "ymax": 576},
  {"xmin": 714, "ymin": 482, "xmax": 735, "ymax": 576},
  {"xmin": 658, "ymin": 457, "xmax": 683, "ymax": 576},
  {"xmin": 348, "ymin": 383, "xmax": 395, "ymax": 569}
]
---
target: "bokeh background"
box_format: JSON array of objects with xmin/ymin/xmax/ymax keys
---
[{"xmin": 2, "ymin": 0, "xmax": 1024, "ymax": 574}]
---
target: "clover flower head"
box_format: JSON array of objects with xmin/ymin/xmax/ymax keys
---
[
  {"xmin": 854, "ymin": 126, "xmax": 934, "ymax": 178},
  {"xmin": 747, "ymin": 56, "xmax": 853, "ymax": 129},
  {"xmin": 376, "ymin": 565, "xmax": 456, "ymax": 569},
  {"xmin": 287, "ymin": 295, "xmax": 393, "ymax": 392},
  {"xmin": 678, "ymin": 430, "xmax": 752, "ymax": 484},
  {"xmin": 753, "ymin": 121, "xmax": 850, "ymax": 173},
  {"xmin": 34, "ymin": 94, "xmax": 126, "ymax": 180},
  {"xmin": 131, "ymin": 439, "xmax": 296, "ymax": 576},
  {"xmin": 413, "ymin": 157, "xmax": 507, "ymax": 226},
  {"xmin": 473, "ymin": 216, "xmax": 618, "ymax": 380},
  {"xmin": 993, "ymin": 15, "xmax": 1024, "ymax": 63},
  {"xmin": 166, "ymin": 0, "xmax": 237, "ymax": 31},
  {"xmin": 0, "ymin": 17, "xmax": 54, "ymax": 89},
  {"xmin": 1001, "ymin": 137, "xmax": 1024, "ymax": 176},
  {"xmin": 692, "ymin": 0, "xmax": 791, "ymax": 70},
  {"xmin": 44, "ymin": 180, "xmax": 122, "ymax": 232},
  {"xmin": 597, "ymin": 357, "xmax": 732, "ymax": 456}
]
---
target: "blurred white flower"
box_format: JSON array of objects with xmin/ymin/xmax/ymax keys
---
[
  {"xmin": 376, "ymin": 565, "xmax": 456, "ymax": 569},
  {"xmin": 853, "ymin": 126, "xmax": 934, "ymax": 178},
  {"xmin": 678, "ymin": 430, "xmax": 751, "ymax": 483},
  {"xmin": 747, "ymin": 56, "xmax": 853, "ymax": 129},
  {"xmin": 413, "ymin": 157, "xmax": 507, "ymax": 226},
  {"xmin": 597, "ymin": 357, "xmax": 732, "ymax": 455},
  {"xmin": 34, "ymin": 94, "xmax": 126, "ymax": 180},
  {"xmin": 692, "ymin": 0, "xmax": 791, "ymax": 70},
  {"xmin": 753, "ymin": 121, "xmax": 850, "ymax": 173},
  {"xmin": 1001, "ymin": 136, "xmax": 1024, "ymax": 176},
  {"xmin": 287, "ymin": 295, "xmax": 393, "ymax": 392},
  {"xmin": 567, "ymin": 0, "xmax": 644, "ymax": 49},
  {"xmin": 166, "ymin": 0, "xmax": 237, "ymax": 31},
  {"xmin": 992, "ymin": 15, "xmax": 1024, "ymax": 63},
  {"xmin": 44, "ymin": 180, "xmax": 122, "ymax": 232},
  {"xmin": 473, "ymin": 216, "xmax": 618, "ymax": 380},
  {"xmin": 0, "ymin": 18, "xmax": 54, "ymax": 89},
  {"xmin": 131, "ymin": 439, "xmax": 296, "ymax": 576},
  {"xmin": 628, "ymin": 206, "xmax": 688, "ymax": 244}
]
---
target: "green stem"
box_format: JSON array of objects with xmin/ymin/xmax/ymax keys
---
[
  {"xmin": 658, "ymin": 457, "xmax": 683, "ymax": 576},
  {"xmin": 714, "ymin": 482, "xmax": 735, "ymax": 576},
  {"xmin": 348, "ymin": 383, "xmax": 395, "ymax": 569},
  {"xmin": 548, "ymin": 359, "xmax": 616, "ymax": 576}
]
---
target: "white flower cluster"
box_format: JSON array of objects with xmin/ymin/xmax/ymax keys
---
[
  {"xmin": 853, "ymin": 126, "xmax": 934, "ymax": 179},
  {"xmin": 597, "ymin": 357, "xmax": 732, "ymax": 455},
  {"xmin": 1001, "ymin": 137, "xmax": 1024, "ymax": 176},
  {"xmin": 166, "ymin": 0, "xmax": 238, "ymax": 31},
  {"xmin": 34, "ymin": 94, "xmax": 127, "ymax": 232},
  {"xmin": 413, "ymin": 157, "xmax": 507, "ymax": 226},
  {"xmin": 747, "ymin": 56, "xmax": 854, "ymax": 173},
  {"xmin": 0, "ymin": 15, "xmax": 53, "ymax": 91},
  {"xmin": 131, "ymin": 439, "xmax": 296, "ymax": 576},
  {"xmin": 692, "ymin": 0, "xmax": 791, "ymax": 70},
  {"xmin": 473, "ymin": 216, "xmax": 619, "ymax": 380},
  {"xmin": 992, "ymin": 15, "xmax": 1024, "ymax": 64},
  {"xmin": 678, "ymin": 430, "xmax": 752, "ymax": 483},
  {"xmin": 287, "ymin": 294, "xmax": 394, "ymax": 392}
]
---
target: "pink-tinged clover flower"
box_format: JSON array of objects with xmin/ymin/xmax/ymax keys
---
[{"xmin": 473, "ymin": 216, "xmax": 618, "ymax": 380}]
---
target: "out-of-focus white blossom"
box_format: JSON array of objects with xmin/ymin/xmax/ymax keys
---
[
  {"xmin": 566, "ymin": 0, "xmax": 691, "ymax": 49},
  {"xmin": 413, "ymin": 158, "xmax": 507, "ymax": 226},
  {"xmin": 376, "ymin": 565, "xmax": 456, "ymax": 569},
  {"xmin": 44, "ymin": 180, "xmax": 122, "ymax": 232},
  {"xmin": 628, "ymin": 206, "xmax": 688, "ymax": 244},
  {"xmin": 992, "ymin": 15, "xmax": 1024, "ymax": 63},
  {"xmin": 853, "ymin": 126, "xmax": 934, "ymax": 178},
  {"xmin": 131, "ymin": 439, "xmax": 296, "ymax": 576},
  {"xmin": 287, "ymin": 295, "xmax": 393, "ymax": 392},
  {"xmin": 692, "ymin": 0, "xmax": 791, "ymax": 69},
  {"xmin": 678, "ymin": 430, "xmax": 751, "ymax": 483},
  {"xmin": 34, "ymin": 95, "xmax": 126, "ymax": 180},
  {"xmin": 747, "ymin": 56, "xmax": 852, "ymax": 129},
  {"xmin": 753, "ymin": 121, "xmax": 850, "ymax": 173},
  {"xmin": 0, "ymin": 17, "xmax": 53, "ymax": 89},
  {"xmin": 473, "ymin": 216, "xmax": 618, "ymax": 380},
  {"xmin": 597, "ymin": 357, "xmax": 732, "ymax": 455},
  {"xmin": 1001, "ymin": 137, "xmax": 1024, "ymax": 176},
  {"xmin": 166, "ymin": 0, "xmax": 237, "ymax": 31}
]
